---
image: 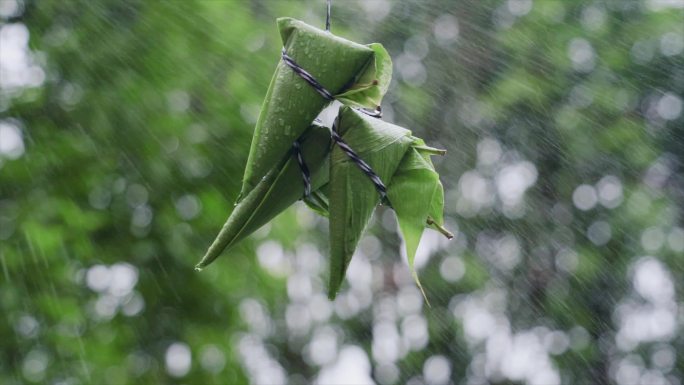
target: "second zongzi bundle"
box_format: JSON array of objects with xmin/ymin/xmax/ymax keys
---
[{"xmin": 311, "ymin": 106, "xmax": 450, "ymax": 299}]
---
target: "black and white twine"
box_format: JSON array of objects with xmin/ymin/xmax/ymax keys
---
[
  {"xmin": 331, "ymin": 120, "xmax": 387, "ymax": 199},
  {"xmin": 281, "ymin": 49, "xmax": 334, "ymax": 101},
  {"xmin": 292, "ymin": 140, "xmax": 311, "ymax": 197}
]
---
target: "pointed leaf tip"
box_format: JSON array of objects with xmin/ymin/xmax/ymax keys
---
[
  {"xmin": 414, "ymin": 145, "xmax": 447, "ymax": 156},
  {"xmin": 427, "ymin": 217, "xmax": 454, "ymax": 239},
  {"xmin": 412, "ymin": 270, "xmax": 431, "ymax": 308}
]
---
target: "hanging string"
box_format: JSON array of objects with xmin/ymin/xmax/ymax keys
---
[{"xmin": 326, "ymin": 0, "xmax": 332, "ymax": 31}]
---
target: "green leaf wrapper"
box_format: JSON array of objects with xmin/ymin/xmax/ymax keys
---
[
  {"xmin": 318, "ymin": 113, "xmax": 450, "ymax": 300},
  {"xmin": 196, "ymin": 124, "xmax": 331, "ymax": 269},
  {"xmin": 240, "ymin": 18, "xmax": 375, "ymax": 199},
  {"xmin": 303, "ymin": 184, "xmax": 330, "ymax": 217},
  {"xmin": 200, "ymin": 18, "xmax": 449, "ymax": 302},
  {"xmin": 386, "ymin": 139, "xmax": 448, "ymax": 304},
  {"xmin": 328, "ymin": 106, "xmax": 414, "ymax": 299},
  {"xmin": 335, "ymin": 43, "xmax": 393, "ymax": 109}
]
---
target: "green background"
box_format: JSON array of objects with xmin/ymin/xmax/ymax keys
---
[{"xmin": 1, "ymin": 1, "xmax": 682, "ymax": 384}]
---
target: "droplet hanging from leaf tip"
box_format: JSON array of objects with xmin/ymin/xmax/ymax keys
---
[{"xmin": 194, "ymin": 266, "xmax": 203, "ymax": 272}]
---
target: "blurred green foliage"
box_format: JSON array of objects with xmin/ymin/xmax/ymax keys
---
[{"xmin": 1, "ymin": 1, "xmax": 682, "ymax": 385}]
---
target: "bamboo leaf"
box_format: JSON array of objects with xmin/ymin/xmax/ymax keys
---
[
  {"xmin": 303, "ymin": 185, "xmax": 330, "ymax": 217},
  {"xmin": 386, "ymin": 140, "xmax": 449, "ymax": 303},
  {"xmin": 328, "ymin": 107, "xmax": 414, "ymax": 299},
  {"xmin": 240, "ymin": 18, "xmax": 375, "ymax": 199},
  {"xmin": 197, "ymin": 124, "xmax": 331, "ymax": 269},
  {"xmin": 336, "ymin": 43, "xmax": 393, "ymax": 109},
  {"xmin": 411, "ymin": 138, "xmax": 447, "ymax": 228}
]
